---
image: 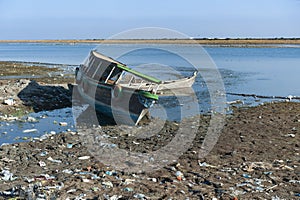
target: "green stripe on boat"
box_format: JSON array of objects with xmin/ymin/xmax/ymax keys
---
[
  {"xmin": 139, "ymin": 91, "xmax": 159, "ymax": 100},
  {"xmin": 117, "ymin": 64, "xmax": 162, "ymax": 84}
]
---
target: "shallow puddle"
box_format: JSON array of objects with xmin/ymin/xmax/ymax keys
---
[{"xmin": 0, "ymin": 107, "xmax": 76, "ymax": 145}]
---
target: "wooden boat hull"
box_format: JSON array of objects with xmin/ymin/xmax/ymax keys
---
[
  {"xmin": 119, "ymin": 71, "xmax": 197, "ymax": 92},
  {"xmin": 159, "ymin": 71, "xmax": 197, "ymax": 90},
  {"xmin": 76, "ymin": 70, "xmax": 155, "ymax": 125}
]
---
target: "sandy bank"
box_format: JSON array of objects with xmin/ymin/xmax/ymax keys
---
[{"xmin": 1, "ymin": 38, "xmax": 300, "ymax": 46}]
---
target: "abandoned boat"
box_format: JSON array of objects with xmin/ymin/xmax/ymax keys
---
[
  {"xmin": 75, "ymin": 50, "xmax": 160, "ymax": 125},
  {"xmin": 75, "ymin": 50, "xmax": 198, "ymax": 125}
]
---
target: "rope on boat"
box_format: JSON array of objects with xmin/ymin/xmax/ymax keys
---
[{"xmin": 227, "ymin": 92, "xmax": 300, "ymax": 100}]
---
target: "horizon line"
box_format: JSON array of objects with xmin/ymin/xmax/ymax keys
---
[{"xmin": 1, "ymin": 38, "xmax": 300, "ymax": 45}]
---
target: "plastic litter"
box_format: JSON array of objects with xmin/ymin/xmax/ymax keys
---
[
  {"xmin": 78, "ymin": 156, "xmax": 90, "ymax": 160},
  {"xmin": 289, "ymin": 180, "xmax": 300, "ymax": 184},
  {"xmin": 4, "ymin": 98, "xmax": 15, "ymax": 105},
  {"xmin": 47, "ymin": 156, "xmax": 62, "ymax": 163},
  {"xmin": 198, "ymin": 161, "xmax": 217, "ymax": 168},
  {"xmin": 91, "ymin": 187, "xmax": 99, "ymax": 192},
  {"xmin": 82, "ymin": 178, "xmax": 91, "ymax": 183},
  {"xmin": 1, "ymin": 170, "xmax": 17, "ymax": 181},
  {"xmin": 27, "ymin": 116, "xmax": 38, "ymax": 122},
  {"xmin": 147, "ymin": 177, "xmax": 157, "ymax": 182},
  {"xmin": 105, "ymin": 171, "xmax": 117, "ymax": 176},
  {"xmin": 59, "ymin": 122, "xmax": 68, "ymax": 126},
  {"xmin": 39, "ymin": 151, "xmax": 48, "ymax": 156},
  {"xmin": 38, "ymin": 161, "xmax": 46, "ymax": 167},
  {"xmin": 134, "ymin": 193, "xmax": 147, "ymax": 199},
  {"xmin": 285, "ymin": 133, "xmax": 295, "ymax": 138},
  {"xmin": 35, "ymin": 174, "xmax": 55, "ymax": 180},
  {"xmin": 67, "ymin": 188, "xmax": 77, "ymax": 193},
  {"xmin": 255, "ymin": 186, "xmax": 264, "ymax": 191},
  {"xmin": 44, "ymin": 182, "xmax": 64, "ymax": 190},
  {"xmin": 23, "ymin": 128, "xmax": 38, "ymax": 133},
  {"xmin": 102, "ymin": 181, "xmax": 113, "ymax": 188},
  {"xmin": 62, "ymin": 169, "xmax": 73, "ymax": 174},
  {"xmin": 74, "ymin": 193, "xmax": 87, "ymax": 200},
  {"xmin": 124, "ymin": 179, "xmax": 135, "ymax": 185},
  {"xmin": 175, "ymin": 171, "xmax": 184, "ymax": 181},
  {"xmin": 263, "ymin": 171, "xmax": 273, "ymax": 175},
  {"xmin": 242, "ymin": 173, "xmax": 251, "ymax": 178},
  {"xmin": 104, "ymin": 195, "xmax": 122, "ymax": 200},
  {"xmin": 123, "ymin": 187, "xmax": 134, "ymax": 192},
  {"xmin": 24, "ymin": 177, "xmax": 35, "ymax": 183},
  {"xmin": 1, "ymin": 157, "xmax": 15, "ymax": 163}
]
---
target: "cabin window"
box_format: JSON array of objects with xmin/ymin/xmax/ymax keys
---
[
  {"xmin": 98, "ymin": 64, "xmax": 114, "ymax": 83},
  {"xmin": 101, "ymin": 65, "xmax": 122, "ymax": 84}
]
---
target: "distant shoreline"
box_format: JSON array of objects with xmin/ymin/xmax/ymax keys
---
[{"xmin": 1, "ymin": 38, "xmax": 300, "ymax": 45}]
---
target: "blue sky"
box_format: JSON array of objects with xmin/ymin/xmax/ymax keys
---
[{"xmin": 0, "ymin": 0, "xmax": 300, "ymax": 39}]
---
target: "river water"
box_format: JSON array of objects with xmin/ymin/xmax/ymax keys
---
[
  {"xmin": 1, "ymin": 42, "xmax": 299, "ymax": 96},
  {"xmin": 0, "ymin": 43, "xmax": 300, "ymax": 144}
]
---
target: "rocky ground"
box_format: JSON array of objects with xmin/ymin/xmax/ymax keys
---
[
  {"xmin": 0, "ymin": 61, "xmax": 74, "ymax": 116},
  {"xmin": 0, "ymin": 62, "xmax": 299, "ymax": 200}
]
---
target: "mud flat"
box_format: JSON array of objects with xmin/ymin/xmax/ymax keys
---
[
  {"xmin": 0, "ymin": 101, "xmax": 299, "ymax": 199},
  {"xmin": 0, "ymin": 62, "xmax": 299, "ymax": 199}
]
